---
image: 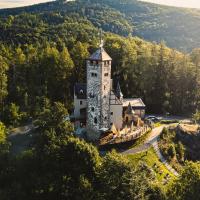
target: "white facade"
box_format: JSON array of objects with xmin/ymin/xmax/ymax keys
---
[{"xmin": 74, "ymin": 95, "xmax": 87, "ymax": 119}]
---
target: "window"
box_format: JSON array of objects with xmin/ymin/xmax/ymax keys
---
[
  {"xmin": 91, "ymin": 107, "xmax": 94, "ymax": 112},
  {"xmin": 104, "ymin": 116, "xmax": 107, "ymax": 120},
  {"xmin": 110, "ymin": 112, "xmax": 113, "ymax": 115},
  {"xmin": 104, "ymin": 85, "xmax": 106, "ymax": 90},
  {"xmin": 104, "ymin": 73, "xmax": 109, "ymax": 77},
  {"xmin": 89, "ymin": 93, "xmax": 95, "ymax": 98},
  {"xmin": 80, "ymin": 101, "xmax": 83, "ymax": 105},
  {"xmin": 110, "ymin": 123, "xmax": 113, "ymax": 126},
  {"xmin": 105, "ymin": 61, "xmax": 110, "ymax": 65},
  {"xmin": 91, "ymin": 73, "xmax": 97, "ymax": 77},
  {"xmin": 94, "ymin": 117, "xmax": 97, "ymax": 124},
  {"xmin": 79, "ymin": 89, "xmax": 84, "ymax": 94}
]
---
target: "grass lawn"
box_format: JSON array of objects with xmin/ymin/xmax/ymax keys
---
[{"xmin": 126, "ymin": 147, "xmax": 176, "ymax": 184}]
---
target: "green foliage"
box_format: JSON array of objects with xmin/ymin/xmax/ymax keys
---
[
  {"xmin": 148, "ymin": 185, "xmax": 166, "ymax": 200},
  {"xmin": 168, "ymin": 162, "xmax": 200, "ymax": 200},
  {"xmin": 96, "ymin": 150, "xmax": 152, "ymax": 200},
  {"xmin": 1, "ymin": 0, "xmax": 200, "ymax": 51},
  {"xmin": 193, "ymin": 110, "xmax": 200, "ymax": 123},
  {"xmin": 34, "ymin": 102, "xmax": 74, "ymax": 152},
  {"xmin": 0, "ymin": 136, "xmax": 101, "ymax": 200},
  {"xmin": 4, "ymin": 103, "xmax": 23, "ymax": 127},
  {"xmin": 0, "ymin": 56, "xmax": 8, "ymax": 111},
  {"xmin": 176, "ymin": 142, "xmax": 185, "ymax": 162},
  {"xmin": 0, "ymin": 122, "xmax": 6, "ymax": 144},
  {"xmin": 168, "ymin": 144, "xmax": 176, "ymax": 159}
]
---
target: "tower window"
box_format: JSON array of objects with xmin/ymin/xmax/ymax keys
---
[
  {"xmin": 91, "ymin": 73, "xmax": 97, "ymax": 77},
  {"xmin": 96, "ymin": 61, "xmax": 98, "ymax": 65},
  {"xmin": 104, "ymin": 116, "xmax": 107, "ymax": 120},
  {"xmin": 80, "ymin": 101, "xmax": 83, "ymax": 105},
  {"xmin": 91, "ymin": 107, "xmax": 94, "ymax": 112},
  {"xmin": 104, "ymin": 73, "xmax": 109, "ymax": 77},
  {"xmin": 111, "ymin": 112, "xmax": 113, "ymax": 115},
  {"xmin": 94, "ymin": 117, "xmax": 97, "ymax": 124},
  {"xmin": 89, "ymin": 93, "xmax": 95, "ymax": 98},
  {"xmin": 104, "ymin": 85, "xmax": 106, "ymax": 90},
  {"xmin": 110, "ymin": 123, "xmax": 113, "ymax": 126}
]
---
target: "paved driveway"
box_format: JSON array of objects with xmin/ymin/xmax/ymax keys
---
[{"xmin": 122, "ymin": 124, "xmax": 179, "ymax": 176}]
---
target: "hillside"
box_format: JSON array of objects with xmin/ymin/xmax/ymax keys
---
[{"xmin": 0, "ymin": 0, "xmax": 200, "ymax": 51}]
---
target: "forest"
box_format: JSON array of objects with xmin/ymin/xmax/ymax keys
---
[
  {"xmin": 1, "ymin": 0, "xmax": 200, "ymax": 51},
  {"xmin": 0, "ymin": 0, "xmax": 200, "ymax": 199}
]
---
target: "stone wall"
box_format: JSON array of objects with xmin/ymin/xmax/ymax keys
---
[{"xmin": 86, "ymin": 60, "xmax": 111, "ymax": 132}]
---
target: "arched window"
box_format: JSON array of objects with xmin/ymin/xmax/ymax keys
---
[{"xmin": 94, "ymin": 117, "xmax": 97, "ymax": 124}]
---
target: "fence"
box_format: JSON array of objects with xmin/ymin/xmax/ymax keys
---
[{"xmin": 100, "ymin": 125, "xmax": 151, "ymax": 146}]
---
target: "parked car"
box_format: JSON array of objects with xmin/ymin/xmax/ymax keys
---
[{"xmin": 146, "ymin": 116, "xmax": 160, "ymax": 123}]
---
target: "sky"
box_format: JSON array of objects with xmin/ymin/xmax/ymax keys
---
[
  {"xmin": 0, "ymin": 0, "xmax": 54, "ymax": 9},
  {"xmin": 140, "ymin": 0, "xmax": 200, "ymax": 9}
]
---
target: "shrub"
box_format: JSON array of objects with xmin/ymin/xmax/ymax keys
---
[{"xmin": 168, "ymin": 144, "xmax": 176, "ymax": 159}]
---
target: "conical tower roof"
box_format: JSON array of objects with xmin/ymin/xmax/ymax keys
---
[
  {"xmin": 116, "ymin": 81, "xmax": 123, "ymax": 99},
  {"xmin": 111, "ymin": 124, "xmax": 118, "ymax": 134},
  {"xmin": 125, "ymin": 102, "xmax": 135, "ymax": 115}
]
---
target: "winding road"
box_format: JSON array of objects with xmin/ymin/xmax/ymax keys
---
[{"xmin": 122, "ymin": 125, "xmax": 179, "ymax": 176}]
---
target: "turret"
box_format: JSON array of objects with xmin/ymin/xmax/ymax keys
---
[{"xmin": 115, "ymin": 81, "xmax": 123, "ymax": 101}]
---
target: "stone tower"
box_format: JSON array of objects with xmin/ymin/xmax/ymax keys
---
[{"xmin": 86, "ymin": 39, "xmax": 112, "ymax": 133}]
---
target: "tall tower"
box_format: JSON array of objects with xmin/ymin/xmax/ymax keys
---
[{"xmin": 86, "ymin": 36, "xmax": 112, "ymax": 133}]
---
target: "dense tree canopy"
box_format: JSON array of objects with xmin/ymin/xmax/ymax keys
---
[
  {"xmin": 1, "ymin": 0, "xmax": 200, "ymax": 51},
  {"xmin": 168, "ymin": 162, "xmax": 200, "ymax": 200},
  {"xmin": 0, "ymin": 1, "xmax": 200, "ymax": 199}
]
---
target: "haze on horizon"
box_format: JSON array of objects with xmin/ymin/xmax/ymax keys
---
[
  {"xmin": 140, "ymin": 0, "xmax": 200, "ymax": 9},
  {"xmin": 0, "ymin": 0, "xmax": 55, "ymax": 9}
]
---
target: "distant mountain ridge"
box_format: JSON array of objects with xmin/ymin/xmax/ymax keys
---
[{"xmin": 0, "ymin": 0, "xmax": 200, "ymax": 52}]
